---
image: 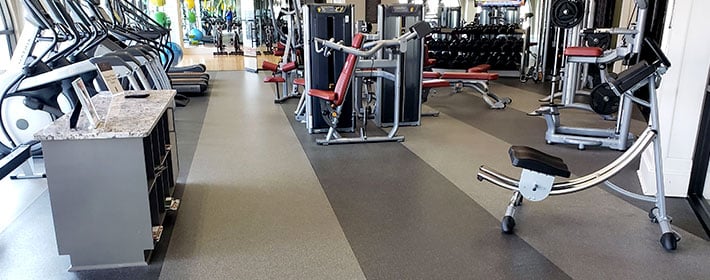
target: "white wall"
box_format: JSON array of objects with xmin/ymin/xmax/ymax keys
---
[
  {"xmin": 165, "ymin": 0, "xmax": 184, "ymax": 47},
  {"xmin": 637, "ymin": 0, "xmax": 710, "ymax": 197}
]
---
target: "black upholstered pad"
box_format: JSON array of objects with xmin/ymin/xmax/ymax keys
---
[
  {"xmin": 508, "ymin": 146, "xmax": 571, "ymax": 178},
  {"xmin": 613, "ymin": 61, "xmax": 656, "ymax": 93}
]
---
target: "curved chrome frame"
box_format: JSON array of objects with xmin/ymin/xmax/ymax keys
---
[{"xmin": 477, "ymin": 64, "xmax": 679, "ymax": 250}]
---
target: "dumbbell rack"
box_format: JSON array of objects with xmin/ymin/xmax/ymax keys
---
[{"xmin": 427, "ymin": 25, "xmax": 526, "ymax": 77}]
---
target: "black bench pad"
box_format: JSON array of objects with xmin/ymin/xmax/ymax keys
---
[
  {"xmin": 613, "ymin": 61, "xmax": 656, "ymax": 93},
  {"xmin": 508, "ymin": 146, "xmax": 571, "ymax": 178}
]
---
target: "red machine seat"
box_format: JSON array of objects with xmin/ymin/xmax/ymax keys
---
[
  {"xmin": 274, "ymin": 50, "xmax": 285, "ymax": 56},
  {"xmin": 308, "ymin": 33, "xmax": 365, "ymax": 106},
  {"xmin": 282, "ymin": 62, "xmax": 297, "ymax": 72},
  {"xmin": 262, "ymin": 61, "xmax": 279, "ymax": 72},
  {"xmin": 423, "ymin": 72, "xmax": 441, "ymax": 79},
  {"xmin": 564, "ymin": 47, "xmax": 603, "ymax": 57},
  {"xmin": 294, "ymin": 78, "xmax": 305, "ymax": 86},
  {"xmin": 441, "ymin": 72, "xmax": 499, "ymax": 80},
  {"xmin": 264, "ymin": 76, "xmax": 285, "ymax": 83},
  {"xmin": 467, "ymin": 64, "xmax": 491, "ymax": 73},
  {"xmin": 422, "ymin": 79, "xmax": 450, "ymax": 88},
  {"xmin": 309, "ymin": 89, "xmax": 336, "ymax": 101}
]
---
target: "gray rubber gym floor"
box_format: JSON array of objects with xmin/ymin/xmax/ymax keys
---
[{"xmin": 1, "ymin": 71, "xmax": 710, "ymax": 279}]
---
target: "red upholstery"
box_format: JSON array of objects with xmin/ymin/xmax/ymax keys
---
[
  {"xmin": 277, "ymin": 42, "xmax": 286, "ymax": 50},
  {"xmin": 423, "ymin": 72, "xmax": 441, "ymax": 79},
  {"xmin": 294, "ymin": 78, "xmax": 305, "ymax": 86},
  {"xmin": 308, "ymin": 33, "xmax": 365, "ymax": 106},
  {"xmin": 441, "ymin": 72, "xmax": 499, "ymax": 80},
  {"xmin": 424, "ymin": 45, "xmax": 436, "ymax": 67},
  {"xmin": 282, "ymin": 62, "xmax": 297, "ymax": 72},
  {"xmin": 564, "ymin": 47, "xmax": 603, "ymax": 57},
  {"xmin": 467, "ymin": 64, "xmax": 491, "ymax": 73},
  {"xmin": 262, "ymin": 61, "xmax": 279, "ymax": 72},
  {"xmin": 309, "ymin": 89, "xmax": 336, "ymax": 101},
  {"xmin": 274, "ymin": 50, "xmax": 285, "ymax": 57},
  {"xmin": 422, "ymin": 79, "xmax": 450, "ymax": 89},
  {"xmin": 263, "ymin": 76, "xmax": 285, "ymax": 83}
]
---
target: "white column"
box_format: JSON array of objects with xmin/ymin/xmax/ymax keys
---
[
  {"xmin": 638, "ymin": 0, "xmax": 710, "ymax": 197},
  {"xmin": 165, "ymin": 0, "xmax": 184, "ymax": 47}
]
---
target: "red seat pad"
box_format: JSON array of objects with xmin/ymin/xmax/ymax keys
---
[
  {"xmin": 423, "ymin": 72, "xmax": 441, "ymax": 79},
  {"xmin": 281, "ymin": 62, "xmax": 297, "ymax": 72},
  {"xmin": 564, "ymin": 47, "xmax": 603, "ymax": 57},
  {"xmin": 264, "ymin": 76, "xmax": 285, "ymax": 83},
  {"xmin": 293, "ymin": 78, "xmax": 305, "ymax": 86},
  {"xmin": 422, "ymin": 79, "xmax": 450, "ymax": 89},
  {"xmin": 277, "ymin": 42, "xmax": 286, "ymax": 50},
  {"xmin": 308, "ymin": 88, "xmax": 336, "ymax": 102},
  {"xmin": 274, "ymin": 50, "xmax": 285, "ymax": 57},
  {"xmin": 467, "ymin": 64, "xmax": 491, "ymax": 73},
  {"xmin": 262, "ymin": 61, "xmax": 279, "ymax": 72},
  {"xmin": 441, "ymin": 72, "xmax": 499, "ymax": 80}
]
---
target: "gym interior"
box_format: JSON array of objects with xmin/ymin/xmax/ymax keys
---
[{"xmin": 0, "ymin": 0, "xmax": 710, "ymax": 279}]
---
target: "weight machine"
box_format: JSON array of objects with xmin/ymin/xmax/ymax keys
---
[
  {"xmin": 478, "ymin": 38, "xmax": 680, "ymax": 251},
  {"xmin": 310, "ymin": 23, "xmax": 433, "ymax": 145},
  {"xmin": 303, "ymin": 4, "xmax": 355, "ymax": 134},
  {"xmin": 535, "ymin": 0, "xmax": 650, "ymax": 150},
  {"xmin": 372, "ymin": 4, "xmax": 425, "ymax": 127}
]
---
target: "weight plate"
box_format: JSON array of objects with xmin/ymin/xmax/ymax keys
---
[
  {"xmin": 590, "ymin": 83, "xmax": 620, "ymax": 115},
  {"xmin": 551, "ymin": 0, "xmax": 585, "ymax": 29},
  {"xmin": 586, "ymin": 33, "xmax": 612, "ymax": 50}
]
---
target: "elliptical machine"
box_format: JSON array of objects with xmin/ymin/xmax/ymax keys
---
[{"xmin": 213, "ymin": 21, "xmax": 228, "ymax": 56}]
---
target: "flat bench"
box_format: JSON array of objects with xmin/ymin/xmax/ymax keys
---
[{"xmin": 420, "ymin": 64, "xmax": 509, "ymax": 109}]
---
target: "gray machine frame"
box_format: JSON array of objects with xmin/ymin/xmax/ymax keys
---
[{"xmin": 373, "ymin": 4, "xmax": 424, "ymax": 127}]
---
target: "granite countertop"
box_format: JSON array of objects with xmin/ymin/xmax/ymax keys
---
[{"xmin": 35, "ymin": 90, "xmax": 176, "ymax": 141}]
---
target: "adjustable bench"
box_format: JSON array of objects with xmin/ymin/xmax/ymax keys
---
[
  {"xmin": 421, "ymin": 64, "xmax": 511, "ymax": 109},
  {"xmin": 262, "ymin": 61, "xmax": 300, "ymax": 103}
]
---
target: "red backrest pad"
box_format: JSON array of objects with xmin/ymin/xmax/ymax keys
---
[
  {"xmin": 333, "ymin": 33, "xmax": 364, "ymax": 106},
  {"xmin": 282, "ymin": 62, "xmax": 297, "ymax": 72},
  {"xmin": 262, "ymin": 61, "xmax": 279, "ymax": 72}
]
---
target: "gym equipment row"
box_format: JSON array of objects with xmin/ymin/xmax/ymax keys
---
[
  {"xmin": 427, "ymin": 33, "xmax": 524, "ymax": 71},
  {"xmin": 0, "ymin": 0, "xmax": 209, "ymax": 164},
  {"xmin": 478, "ymin": 38, "xmax": 680, "ymax": 251},
  {"xmin": 425, "ymin": 3, "xmax": 530, "ymax": 74}
]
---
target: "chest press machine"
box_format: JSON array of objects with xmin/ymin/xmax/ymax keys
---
[
  {"xmin": 477, "ymin": 39, "xmax": 679, "ymax": 251},
  {"xmin": 307, "ymin": 19, "xmax": 432, "ymax": 145}
]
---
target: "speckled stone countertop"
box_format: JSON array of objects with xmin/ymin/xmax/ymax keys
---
[{"xmin": 35, "ymin": 90, "xmax": 176, "ymax": 141}]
